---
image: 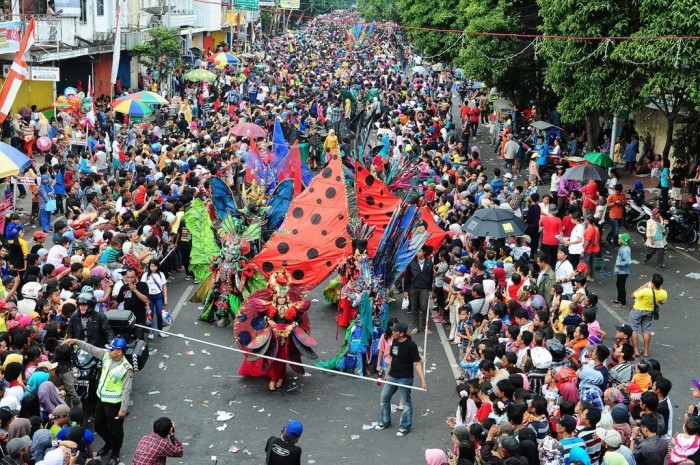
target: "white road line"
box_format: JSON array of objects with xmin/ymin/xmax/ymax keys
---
[
  {"xmin": 171, "ymin": 284, "xmax": 195, "ymax": 321},
  {"xmin": 598, "ymin": 299, "xmax": 626, "ymax": 325},
  {"xmin": 435, "ymin": 317, "xmax": 462, "ymax": 378},
  {"xmin": 669, "ymin": 244, "xmax": 700, "ymax": 265}
]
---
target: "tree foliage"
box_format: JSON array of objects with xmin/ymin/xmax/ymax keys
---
[
  {"xmin": 395, "ymin": 0, "xmax": 465, "ymax": 62},
  {"xmin": 456, "ymin": 0, "xmax": 555, "ymax": 109},
  {"xmin": 133, "ymin": 26, "xmax": 183, "ymax": 80}
]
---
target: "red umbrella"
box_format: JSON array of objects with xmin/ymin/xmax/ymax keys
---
[{"xmin": 230, "ymin": 122, "xmax": 267, "ymax": 138}]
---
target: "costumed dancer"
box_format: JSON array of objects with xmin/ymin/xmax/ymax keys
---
[
  {"xmin": 184, "ymin": 198, "xmax": 268, "ymax": 327},
  {"xmin": 319, "ymin": 202, "xmax": 430, "ymax": 376},
  {"xmin": 235, "ymin": 268, "xmax": 318, "ymax": 391}
]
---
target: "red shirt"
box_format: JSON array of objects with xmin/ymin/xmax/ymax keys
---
[
  {"xmin": 540, "ymin": 215, "xmax": 563, "ymax": 246},
  {"xmin": 470, "ymin": 107, "xmax": 480, "ymax": 123},
  {"xmin": 562, "ymin": 215, "xmax": 575, "ymax": 237},
  {"xmin": 583, "ymin": 225, "xmax": 600, "ymax": 254},
  {"xmin": 581, "ymin": 181, "xmax": 599, "ymax": 211},
  {"xmin": 134, "ymin": 185, "xmax": 147, "ymax": 206}
]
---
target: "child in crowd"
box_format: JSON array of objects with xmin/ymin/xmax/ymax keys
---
[{"xmin": 632, "ymin": 361, "xmax": 652, "ymax": 391}]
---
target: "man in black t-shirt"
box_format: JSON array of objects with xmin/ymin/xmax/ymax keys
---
[
  {"xmin": 265, "ymin": 420, "xmax": 303, "ymax": 465},
  {"xmin": 113, "ymin": 268, "xmax": 150, "ymax": 339},
  {"xmin": 375, "ymin": 322, "xmax": 428, "ymax": 437}
]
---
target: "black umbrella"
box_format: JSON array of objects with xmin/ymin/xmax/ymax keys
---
[
  {"xmin": 562, "ymin": 164, "xmax": 608, "ymax": 182},
  {"xmin": 461, "ymin": 208, "xmax": 528, "ymax": 238}
]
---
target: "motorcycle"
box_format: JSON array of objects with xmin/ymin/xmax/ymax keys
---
[
  {"xmin": 665, "ymin": 204, "xmax": 700, "ymax": 245},
  {"xmin": 73, "ymin": 349, "xmax": 101, "ymax": 413},
  {"xmin": 623, "ymin": 189, "xmax": 653, "ymax": 235}
]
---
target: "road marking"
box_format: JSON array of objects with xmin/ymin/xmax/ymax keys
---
[
  {"xmin": 171, "ymin": 284, "xmax": 195, "ymax": 321},
  {"xmin": 435, "ymin": 317, "xmax": 462, "ymax": 379},
  {"xmin": 597, "ymin": 299, "xmax": 626, "ymax": 325},
  {"xmin": 669, "ymin": 244, "xmax": 700, "ymax": 265}
]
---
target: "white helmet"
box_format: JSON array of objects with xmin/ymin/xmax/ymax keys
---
[
  {"xmin": 21, "ymin": 282, "xmax": 42, "ymax": 300},
  {"xmin": 530, "ymin": 347, "xmax": 553, "ymax": 370}
]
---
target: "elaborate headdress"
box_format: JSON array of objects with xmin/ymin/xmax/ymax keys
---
[{"xmin": 346, "ymin": 220, "xmax": 376, "ymax": 255}]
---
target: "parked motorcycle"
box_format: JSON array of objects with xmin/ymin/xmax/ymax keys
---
[
  {"xmin": 623, "ymin": 189, "xmax": 653, "ymax": 235},
  {"xmin": 665, "ymin": 204, "xmax": 700, "ymax": 245}
]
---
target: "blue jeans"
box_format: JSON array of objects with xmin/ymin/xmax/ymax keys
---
[
  {"xmin": 39, "ymin": 209, "xmax": 51, "ymax": 232},
  {"xmin": 380, "ymin": 376, "xmax": 413, "ymax": 431},
  {"xmin": 149, "ymin": 293, "xmax": 164, "ymax": 330},
  {"xmin": 607, "ymin": 218, "xmax": 620, "ymax": 243}
]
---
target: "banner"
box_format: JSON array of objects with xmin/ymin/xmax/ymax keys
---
[
  {"xmin": 111, "ymin": 0, "xmax": 124, "ymax": 84},
  {"xmin": 14, "ymin": 176, "xmax": 37, "ymax": 186},
  {"xmin": 53, "ymin": 0, "xmax": 81, "ymax": 17},
  {"xmin": 279, "ymin": 0, "xmax": 300, "ymax": 8},
  {"xmin": 30, "ymin": 66, "xmax": 60, "ymax": 81},
  {"xmin": 0, "ymin": 21, "xmax": 22, "ymax": 54}
]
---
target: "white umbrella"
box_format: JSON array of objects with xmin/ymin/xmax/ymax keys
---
[{"xmin": 412, "ymin": 65, "xmax": 427, "ymax": 75}]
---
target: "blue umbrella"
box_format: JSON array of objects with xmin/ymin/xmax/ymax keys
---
[{"xmin": 0, "ymin": 142, "xmax": 31, "ymax": 177}]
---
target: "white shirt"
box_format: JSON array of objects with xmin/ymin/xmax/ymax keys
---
[
  {"xmin": 555, "ymin": 259, "xmax": 574, "ymax": 295},
  {"xmin": 47, "ymin": 244, "xmax": 69, "ymax": 268},
  {"xmin": 568, "ymin": 223, "xmax": 585, "ymax": 255},
  {"xmin": 141, "ymin": 271, "xmax": 166, "ymax": 295}
]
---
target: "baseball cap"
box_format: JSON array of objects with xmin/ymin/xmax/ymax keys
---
[
  {"xmin": 503, "ymin": 173, "xmax": 512, "ymax": 179},
  {"xmin": 391, "ymin": 322, "xmax": 409, "ymax": 334},
  {"xmin": 454, "ymin": 264, "xmax": 467, "ymax": 274},
  {"xmin": 6, "ymin": 435, "xmax": 30, "ymax": 456},
  {"xmin": 286, "ymin": 420, "xmax": 303, "ymax": 438},
  {"xmin": 52, "ymin": 404, "xmax": 71, "ymax": 418},
  {"xmin": 33, "ymin": 231, "xmax": 47, "ymax": 240},
  {"xmin": 555, "ymin": 414, "xmax": 577, "ymax": 434},
  {"xmin": 74, "ymin": 229, "xmax": 87, "ymax": 238},
  {"xmin": 615, "ymin": 324, "xmax": 633, "ymax": 338},
  {"xmin": 692, "ymin": 379, "xmax": 700, "ymax": 391},
  {"xmin": 595, "ymin": 427, "xmax": 622, "ymax": 448},
  {"xmin": 576, "ymin": 263, "xmax": 588, "ymax": 273},
  {"xmin": 37, "ymin": 248, "xmax": 49, "ymax": 258},
  {"xmin": 38, "ymin": 361, "xmax": 58, "ymax": 371},
  {"xmin": 105, "ymin": 338, "xmax": 128, "ymax": 351}
]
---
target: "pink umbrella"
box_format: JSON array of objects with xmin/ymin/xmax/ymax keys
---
[
  {"xmin": 230, "ymin": 122, "xmax": 267, "ymax": 138},
  {"xmin": 36, "ymin": 136, "xmax": 52, "ymax": 152}
]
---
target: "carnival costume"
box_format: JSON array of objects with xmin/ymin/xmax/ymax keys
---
[{"xmin": 235, "ymin": 268, "xmax": 318, "ymax": 391}]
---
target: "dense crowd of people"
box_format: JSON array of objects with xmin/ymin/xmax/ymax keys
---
[{"xmin": 0, "ymin": 6, "xmax": 699, "ymax": 465}]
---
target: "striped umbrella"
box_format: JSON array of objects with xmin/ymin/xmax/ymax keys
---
[
  {"xmin": 129, "ymin": 91, "xmax": 168, "ymax": 105},
  {"xmin": 206, "ymin": 52, "xmax": 240, "ymax": 68},
  {"xmin": 111, "ymin": 98, "xmax": 153, "ymax": 116}
]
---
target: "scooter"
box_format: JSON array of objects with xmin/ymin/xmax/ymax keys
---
[
  {"xmin": 623, "ymin": 189, "xmax": 653, "ymax": 235},
  {"xmin": 666, "ymin": 204, "xmax": 700, "ymax": 245}
]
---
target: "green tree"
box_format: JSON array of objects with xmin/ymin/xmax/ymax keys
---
[
  {"xmin": 358, "ymin": 0, "xmax": 399, "ymax": 21},
  {"xmin": 537, "ymin": 0, "xmax": 640, "ymax": 150},
  {"xmin": 133, "ymin": 26, "xmax": 183, "ymax": 83},
  {"xmin": 613, "ymin": 0, "xmax": 700, "ymax": 159},
  {"xmin": 395, "ymin": 0, "xmax": 465, "ymax": 62},
  {"xmin": 456, "ymin": 0, "xmax": 556, "ymax": 109}
]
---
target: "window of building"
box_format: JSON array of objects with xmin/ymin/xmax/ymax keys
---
[{"xmin": 96, "ymin": 0, "xmax": 104, "ymax": 15}]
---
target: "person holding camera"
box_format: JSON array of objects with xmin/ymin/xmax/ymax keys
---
[
  {"xmin": 62, "ymin": 337, "xmax": 133, "ymax": 465},
  {"xmin": 131, "ymin": 417, "xmax": 184, "ymax": 465},
  {"xmin": 265, "ymin": 420, "xmax": 303, "ymax": 465}
]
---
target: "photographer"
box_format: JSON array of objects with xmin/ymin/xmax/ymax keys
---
[{"xmin": 132, "ymin": 417, "xmax": 184, "ymax": 465}]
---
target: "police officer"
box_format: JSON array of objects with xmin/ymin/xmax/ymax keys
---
[{"xmin": 63, "ymin": 337, "xmax": 132, "ymax": 465}]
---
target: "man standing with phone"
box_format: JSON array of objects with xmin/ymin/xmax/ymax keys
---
[{"xmin": 132, "ymin": 417, "xmax": 184, "ymax": 465}]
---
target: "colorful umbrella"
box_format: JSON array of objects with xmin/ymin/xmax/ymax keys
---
[
  {"xmin": 111, "ymin": 98, "xmax": 153, "ymax": 116},
  {"xmin": 584, "ymin": 151, "xmax": 614, "ymax": 168},
  {"xmin": 207, "ymin": 52, "xmax": 240, "ymax": 67},
  {"xmin": 230, "ymin": 122, "xmax": 267, "ymax": 138},
  {"xmin": 129, "ymin": 91, "xmax": 168, "ymax": 105},
  {"xmin": 0, "ymin": 142, "xmax": 32, "ymax": 177},
  {"xmin": 183, "ymin": 69, "xmax": 217, "ymax": 83}
]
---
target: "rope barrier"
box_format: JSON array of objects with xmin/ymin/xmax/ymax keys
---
[{"xmin": 135, "ymin": 324, "xmax": 427, "ymax": 391}]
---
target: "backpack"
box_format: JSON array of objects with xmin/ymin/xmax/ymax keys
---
[{"xmin": 653, "ymin": 221, "xmax": 664, "ymax": 242}]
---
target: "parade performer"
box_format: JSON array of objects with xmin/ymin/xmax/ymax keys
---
[
  {"xmin": 235, "ymin": 268, "xmax": 318, "ymax": 391},
  {"xmin": 319, "ymin": 201, "xmax": 430, "ymax": 376},
  {"xmin": 184, "ymin": 198, "xmax": 268, "ymax": 327}
]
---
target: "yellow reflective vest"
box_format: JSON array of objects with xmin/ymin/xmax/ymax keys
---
[{"xmin": 96, "ymin": 353, "xmax": 132, "ymax": 404}]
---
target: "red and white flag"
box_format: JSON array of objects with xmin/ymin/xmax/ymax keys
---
[{"xmin": 0, "ymin": 18, "xmax": 37, "ymax": 124}]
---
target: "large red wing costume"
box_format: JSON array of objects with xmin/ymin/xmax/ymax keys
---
[
  {"xmin": 354, "ymin": 164, "xmax": 447, "ymax": 257},
  {"xmin": 252, "ymin": 154, "xmax": 352, "ymax": 289}
]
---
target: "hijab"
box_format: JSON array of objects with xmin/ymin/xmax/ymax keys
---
[
  {"xmin": 425, "ymin": 448, "xmax": 447, "ymax": 465},
  {"xmin": 538, "ymin": 435, "xmax": 564, "ymax": 465},
  {"xmin": 8, "ymin": 417, "xmax": 31, "ymax": 440},
  {"xmin": 38, "ymin": 381, "xmax": 66, "ymax": 413}
]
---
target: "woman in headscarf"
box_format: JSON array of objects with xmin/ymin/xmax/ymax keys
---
[
  {"xmin": 538, "ymin": 435, "xmax": 564, "ymax": 465},
  {"xmin": 7, "ymin": 417, "xmax": 31, "ymax": 440},
  {"xmin": 323, "ymin": 128, "xmax": 339, "ymax": 162},
  {"xmin": 38, "ymin": 381, "xmax": 66, "ymax": 420},
  {"xmin": 425, "ymin": 448, "xmax": 448, "ymax": 465},
  {"xmin": 644, "ymin": 208, "xmax": 666, "ymax": 269},
  {"xmin": 612, "ymin": 232, "xmax": 631, "ymax": 308}
]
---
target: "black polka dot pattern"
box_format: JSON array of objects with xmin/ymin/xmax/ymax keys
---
[{"xmin": 292, "ymin": 207, "xmax": 304, "ymax": 218}]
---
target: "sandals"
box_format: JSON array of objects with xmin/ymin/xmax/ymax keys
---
[{"xmin": 269, "ymin": 382, "xmax": 276, "ymax": 391}]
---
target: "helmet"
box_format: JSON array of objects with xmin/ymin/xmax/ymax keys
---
[
  {"xmin": 530, "ymin": 347, "xmax": 552, "ymax": 370},
  {"xmin": 546, "ymin": 339, "xmax": 567, "ymax": 362},
  {"xmin": 634, "ymin": 181, "xmax": 643, "ymax": 191},
  {"xmin": 21, "ymin": 282, "xmax": 42, "ymax": 300},
  {"xmin": 77, "ymin": 292, "xmax": 96, "ymax": 306},
  {"xmin": 554, "ymin": 367, "xmax": 578, "ymax": 386}
]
